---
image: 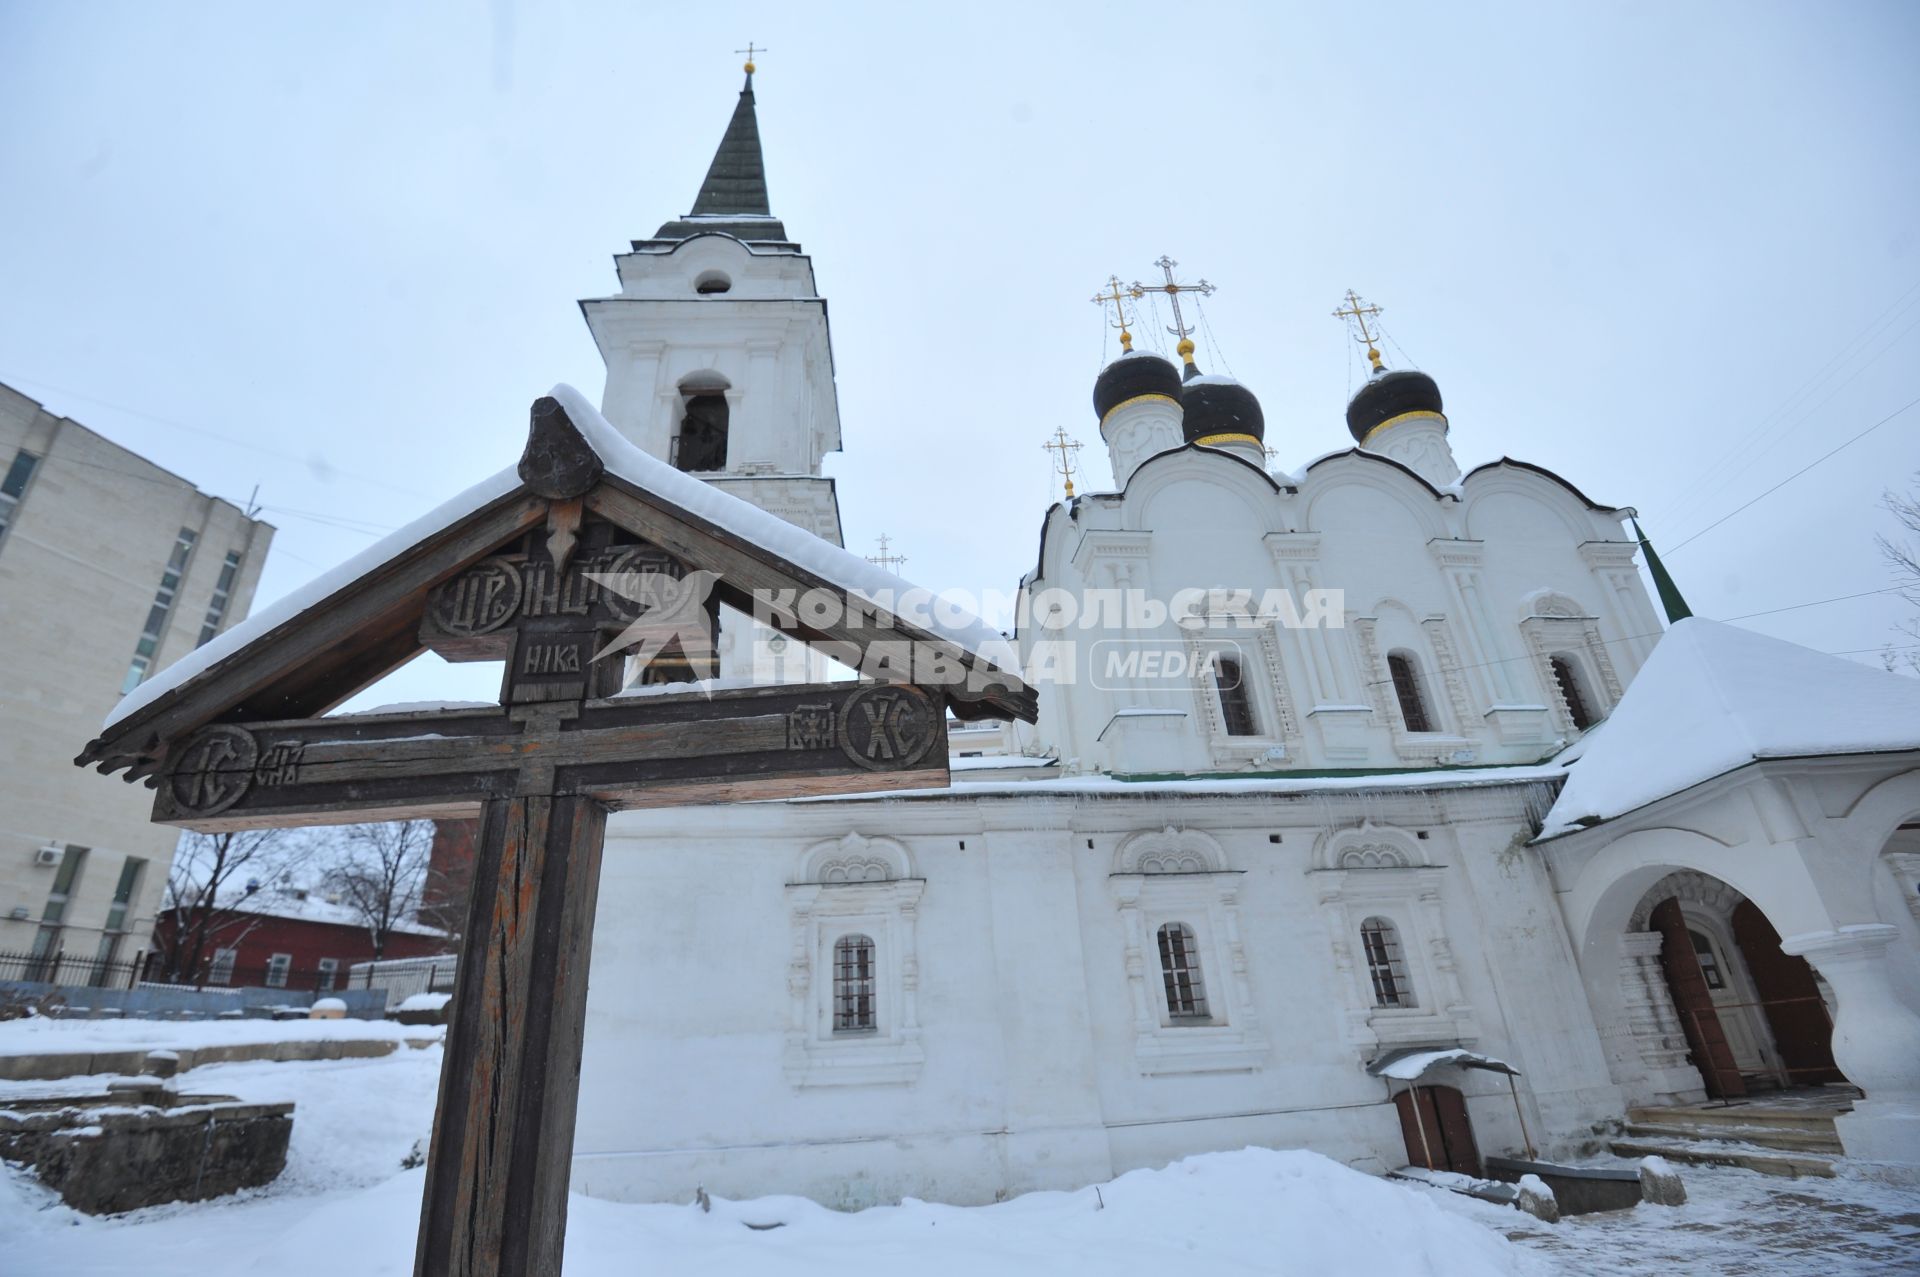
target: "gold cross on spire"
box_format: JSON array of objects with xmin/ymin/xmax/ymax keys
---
[
  {"xmin": 1334, "ymin": 289, "xmax": 1386, "ymax": 373},
  {"xmin": 1092, "ymin": 275, "xmax": 1138, "ymax": 353},
  {"xmin": 1042, "ymin": 426, "xmax": 1084, "ymax": 499},
  {"xmin": 866, "ymin": 533, "xmax": 908, "ymax": 574},
  {"xmin": 735, "ymin": 42, "xmax": 764, "ymax": 74},
  {"xmin": 1131, "ymin": 256, "xmax": 1216, "ymax": 372}
]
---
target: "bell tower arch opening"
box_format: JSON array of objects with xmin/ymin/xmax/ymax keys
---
[{"xmin": 672, "ymin": 372, "xmax": 732, "ymax": 473}]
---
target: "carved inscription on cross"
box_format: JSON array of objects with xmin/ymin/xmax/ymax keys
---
[{"xmin": 154, "ymin": 517, "xmax": 947, "ymax": 1277}]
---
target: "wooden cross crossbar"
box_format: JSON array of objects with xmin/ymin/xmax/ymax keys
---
[{"xmin": 157, "ymin": 680, "xmax": 947, "ymax": 831}]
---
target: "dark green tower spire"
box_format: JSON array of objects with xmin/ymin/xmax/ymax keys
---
[{"xmin": 1632, "ymin": 518, "xmax": 1694, "ymax": 623}]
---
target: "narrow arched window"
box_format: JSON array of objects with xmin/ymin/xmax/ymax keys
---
[
  {"xmin": 832, "ymin": 934, "xmax": 876, "ymax": 1032},
  {"xmin": 1550, "ymin": 655, "xmax": 1596, "ymax": 730},
  {"xmin": 1360, "ymin": 916, "xmax": 1415, "ymax": 1008},
  {"xmin": 1387, "ymin": 652, "xmax": 1434, "ymax": 733},
  {"xmin": 1157, "ymin": 922, "xmax": 1210, "ymax": 1020},
  {"xmin": 673, "ymin": 378, "xmax": 730, "ymax": 472},
  {"xmin": 1213, "ymin": 655, "xmax": 1259, "ymax": 737}
]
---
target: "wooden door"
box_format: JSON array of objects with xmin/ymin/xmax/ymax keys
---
[
  {"xmin": 1394, "ymin": 1085, "xmax": 1482, "ymax": 1177},
  {"xmin": 1731, "ymin": 900, "xmax": 1845, "ymax": 1086},
  {"xmin": 1652, "ymin": 898, "xmax": 1746, "ymax": 1098}
]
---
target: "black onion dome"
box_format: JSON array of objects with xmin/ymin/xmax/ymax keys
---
[
  {"xmin": 1346, "ymin": 368, "xmax": 1444, "ymax": 443},
  {"xmin": 1093, "ymin": 351, "xmax": 1184, "ymax": 421},
  {"xmin": 1180, "ymin": 375, "xmax": 1265, "ymax": 443}
]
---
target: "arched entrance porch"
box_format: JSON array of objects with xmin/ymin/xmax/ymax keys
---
[{"xmin": 1632, "ymin": 871, "xmax": 1843, "ymax": 1099}]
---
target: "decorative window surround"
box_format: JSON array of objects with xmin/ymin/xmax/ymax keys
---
[
  {"xmin": 1311, "ymin": 826, "xmax": 1476, "ymax": 1051},
  {"xmin": 1109, "ymin": 827, "xmax": 1268, "ymax": 1075},
  {"xmin": 784, "ymin": 833, "xmax": 925, "ymax": 1087},
  {"xmin": 1351, "ymin": 617, "xmax": 1473, "ymax": 764},
  {"xmin": 1518, "ymin": 592, "xmax": 1623, "ymax": 736},
  {"xmin": 1182, "ymin": 621, "xmax": 1301, "ymax": 766}
]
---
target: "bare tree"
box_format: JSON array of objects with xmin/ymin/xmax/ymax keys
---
[
  {"xmin": 1878, "ymin": 477, "xmax": 1920, "ymax": 676},
  {"xmin": 322, "ymin": 820, "xmax": 436, "ymax": 959},
  {"xmin": 156, "ymin": 827, "xmax": 311, "ymax": 984}
]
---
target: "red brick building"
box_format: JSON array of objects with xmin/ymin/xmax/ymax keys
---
[{"xmin": 151, "ymin": 885, "xmax": 450, "ymax": 993}]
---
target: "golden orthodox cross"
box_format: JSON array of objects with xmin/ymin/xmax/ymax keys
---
[
  {"xmin": 867, "ymin": 533, "xmax": 908, "ymax": 573},
  {"xmin": 1042, "ymin": 426, "xmax": 1084, "ymax": 499},
  {"xmin": 1131, "ymin": 255, "xmax": 1216, "ymax": 370},
  {"xmin": 736, "ymin": 42, "xmax": 764, "ymax": 73},
  {"xmin": 1334, "ymin": 289, "xmax": 1386, "ymax": 373},
  {"xmin": 1092, "ymin": 275, "xmax": 1138, "ymax": 353}
]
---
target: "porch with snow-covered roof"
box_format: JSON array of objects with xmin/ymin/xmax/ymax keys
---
[{"xmin": 1531, "ymin": 618, "xmax": 1920, "ymax": 1174}]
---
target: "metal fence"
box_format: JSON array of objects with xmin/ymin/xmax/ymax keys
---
[{"xmin": 0, "ymin": 948, "xmax": 147, "ymax": 990}]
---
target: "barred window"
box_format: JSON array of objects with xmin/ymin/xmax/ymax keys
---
[
  {"xmin": 1387, "ymin": 652, "xmax": 1434, "ymax": 733},
  {"xmin": 1550, "ymin": 655, "xmax": 1597, "ymax": 730},
  {"xmin": 1360, "ymin": 916, "xmax": 1415, "ymax": 1008},
  {"xmin": 1213, "ymin": 656, "xmax": 1260, "ymax": 737},
  {"xmin": 1157, "ymin": 922, "xmax": 1210, "ymax": 1020},
  {"xmin": 832, "ymin": 934, "xmax": 876, "ymax": 1032}
]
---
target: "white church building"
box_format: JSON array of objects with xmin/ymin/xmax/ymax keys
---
[{"xmin": 569, "ymin": 71, "xmax": 1920, "ymax": 1205}]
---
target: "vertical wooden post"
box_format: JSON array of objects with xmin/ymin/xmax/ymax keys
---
[{"xmin": 414, "ymin": 792, "xmax": 609, "ymax": 1277}]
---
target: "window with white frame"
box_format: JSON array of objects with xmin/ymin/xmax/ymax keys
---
[
  {"xmin": 316, "ymin": 957, "xmax": 339, "ymax": 992},
  {"xmin": 832, "ymin": 934, "xmax": 877, "ymax": 1032},
  {"xmin": 1156, "ymin": 922, "xmax": 1210, "ymax": 1019},
  {"xmin": 1110, "ymin": 827, "xmax": 1268, "ymax": 1074},
  {"xmin": 1386, "ymin": 651, "xmax": 1434, "ymax": 733},
  {"xmin": 1549, "ymin": 653, "xmax": 1597, "ymax": 731},
  {"xmin": 1212, "ymin": 656, "xmax": 1260, "ymax": 737},
  {"xmin": 1312, "ymin": 823, "xmax": 1479, "ymax": 1050},
  {"xmin": 265, "ymin": 953, "xmax": 291, "ymax": 988},
  {"xmin": 783, "ymin": 832, "xmax": 925, "ymax": 1087},
  {"xmin": 1360, "ymin": 916, "xmax": 1415, "ymax": 1008},
  {"xmin": 209, "ymin": 948, "xmax": 237, "ymax": 985}
]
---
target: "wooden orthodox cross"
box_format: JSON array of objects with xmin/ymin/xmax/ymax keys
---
[{"xmin": 78, "ymin": 393, "xmax": 1033, "ymax": 1277}]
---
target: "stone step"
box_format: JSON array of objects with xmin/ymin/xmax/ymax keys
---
[
  {"xmin": 1625, "ymin": 1103, "xmax": 1842, "ymax": 1136},
  {"xmin": 1608, "ymin": 1137, "xmax": 1835, "ymax": 1179},
  {"xmin": 1622, "ymin": 1121, "xmax": 1843, "ymax": 1155}
]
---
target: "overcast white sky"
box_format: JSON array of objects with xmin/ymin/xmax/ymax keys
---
[{"xmin": 3, "ymin": 1, "xmax": 1917, "ymax": 710}]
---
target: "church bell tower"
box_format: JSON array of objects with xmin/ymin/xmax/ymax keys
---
[{"xmin": 580, "ymin": 61, "xmax": 845, "ymax": 546}]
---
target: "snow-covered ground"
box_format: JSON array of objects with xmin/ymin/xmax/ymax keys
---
[
  {"xmin": 3, "ymin": 1043, "xmax": 1915, "ymax": 1275},
  {"xmin": 0, "ymin": 1015, "xmax": 441, "ymax": 1057}
]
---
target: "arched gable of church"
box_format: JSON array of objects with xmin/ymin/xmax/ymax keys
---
[
  {"xmin": 1121, "ymin": 449, "xmax": 1283, "ymax": 537},
  {"xmin": 1459, "ymin": 464, "xmax": 1610, "ymax": 545},
  {"xmin": 1298, "ymin": 454, "xmax": 1452, "ymax": 545}
]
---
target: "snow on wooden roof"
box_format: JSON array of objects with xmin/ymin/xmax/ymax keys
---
[
  {"xmin": 85, "ymin": 385, "xmax": 1031, "ymax": 777},
  {"xmin": 1539, "ymin": 618, "xmax": 1920, "ymax": 838}
]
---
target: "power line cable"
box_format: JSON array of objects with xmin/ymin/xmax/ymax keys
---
[
  {"xmin": 1665, "ymin": 392, "xmax": 1920, "ymax": 554},
  {"xmin": 1662, "ymin": 279, "xmax": 1920, "ymax": 514}
]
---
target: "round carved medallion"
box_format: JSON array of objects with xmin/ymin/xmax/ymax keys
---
[
  {"xmin": 838, "ymin": 685, "xmax": 939, "ymax": 771},
  {"xmin": 169, "ymin": 725, "xmax": 259, "ymax": 816},
  {"xmin": 430, "ymin": 558, "xmax": 523, "ymax": 637}
]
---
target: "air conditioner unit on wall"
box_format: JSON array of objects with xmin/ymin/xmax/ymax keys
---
[
  {"xmin": 34, "ymin": 845, "xmax": 63, "ymax": 867},
  {"xmin": 7, "ymin": 906, "xmax": 29, "ymax": 921}
]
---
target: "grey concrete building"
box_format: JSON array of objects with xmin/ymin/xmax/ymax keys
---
[{"xmin": 0, "ymin": 381, "xmax": 273, "ymax": 978}]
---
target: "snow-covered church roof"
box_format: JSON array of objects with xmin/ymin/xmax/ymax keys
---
[{"xmin": 1538, "ymin": 618, "xmax": 1920, "ymax": 838}]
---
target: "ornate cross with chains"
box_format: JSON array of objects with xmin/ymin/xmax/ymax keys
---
[
  {"xmin": 1334, "ymin": 289, "xmax": 1386, "ymax": 373},
  {"xmin": 1092, "ymin": 274, "xmax": 1138, "ymax": 353},
  {"xmin": 1130, "ymin": 255, "xmax": 1216, "ymax": 368}
]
